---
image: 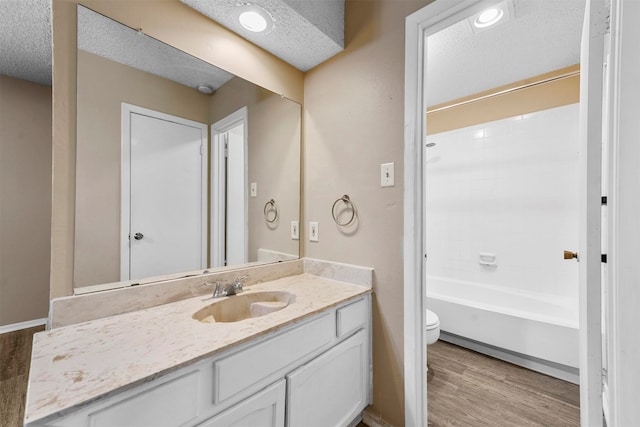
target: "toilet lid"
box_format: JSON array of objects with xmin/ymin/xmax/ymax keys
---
[{"xmin": 426, "ymin": 309, "xmax": 439, "ymax": 329}]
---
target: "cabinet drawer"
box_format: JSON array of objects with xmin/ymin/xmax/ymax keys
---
[
  {"xmin": 336, "ymin": 298, "xmax": 367, "ymax": 338},
  {"xmin": 213, "ymin": 313, "xmax": 334, "ymax": 404}
]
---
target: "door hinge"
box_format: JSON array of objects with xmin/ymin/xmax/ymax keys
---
[
  {"xmin": 224, "ymin": 141, "xmax": 229, "ymax": 158},
  {"xmin": 601, "ymin": 254, "xmax": 608, "ymax": 263},
  {"xmin": 601, "ymin": 196, "xmax": 607, "ymax": 205},
  {"xmin": 200, "ymin": 143, "xmax": 205, "ymax": 156}
]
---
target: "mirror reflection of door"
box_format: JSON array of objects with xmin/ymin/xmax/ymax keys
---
[
  {"xmin": 122, "ymin": 104, "xmax": 208, "ymax": 281},
  {"xmin": 224, "ymin": 123, "xmax": 247, "ymax": 265},
  {"xmin": 211, "ymin": 107, "xmax": 248, "ymax": 268}
]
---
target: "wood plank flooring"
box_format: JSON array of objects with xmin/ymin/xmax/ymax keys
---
[
  {"xmin": 427, "ymin": 341, "xmax": 580, "ymax": 427},
  {"xmin": 1, "ymin": 328, "xmax": 578, "ymax": 427},
  {"xmin": 1, "ymin": 325, "xmax": 45, "ymax": 427}
]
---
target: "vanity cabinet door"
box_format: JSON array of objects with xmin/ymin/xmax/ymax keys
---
[
  {"xmin": 286, "ymin": 330, "xmax": 368, "ymax": 427},
  {"xmin": 198, "ymin": 380, "xmax": 285, "ymax": 427}
]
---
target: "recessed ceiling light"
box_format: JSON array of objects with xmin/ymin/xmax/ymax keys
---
[
  {"xmin": 474, "ymin": 7, "xmax": 504, "ymax": 28},
  {"xmin": 236, "ymin": 4, "xmax": 273, "ymax": 33},
  {"xmin": 239, "ymin": 10, "xmax": 266, "ymax": 32},
  {"xmin": 468, "ymin": 0, "xmax": 513, "ymax": 33}
]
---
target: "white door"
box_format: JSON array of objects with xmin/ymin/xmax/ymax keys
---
[
  {"xmin": 211, "ymin": 107, "xmax": 248, "ymax": 268},
  {"xmin": 122, "ymin": 104, "xmax": 207, "ymax": 281},
  {"xmin": 578, "ymin": 0, "xmax": 608, "ymax": 424}
]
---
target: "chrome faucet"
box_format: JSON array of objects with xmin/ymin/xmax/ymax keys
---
[{"xmin": 211, "ymin": 275, "xmax": 248, "ymax": 298}]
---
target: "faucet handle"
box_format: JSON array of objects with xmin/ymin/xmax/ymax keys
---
[
  {"xmin": 232, "ymin": 275, "xmax": 248, "ymax": 293},
  {"xmin": 212, "ymin": 281, "xmax": 226, "ymax": 298},
  {"xmin": 234, "ymin": 274, "xmax": 249, "ymax": 285}
]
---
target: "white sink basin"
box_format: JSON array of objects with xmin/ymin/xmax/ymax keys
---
[{"xmin": 193, "ymin": 291, "xmax": 296, "ymax": 323}]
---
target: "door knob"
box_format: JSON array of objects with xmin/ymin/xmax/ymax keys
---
[
  {"xmin": 134, "ymin": 232, "xmax": 144, "ymax": 240},
  {"xmin": 564, "ymin": 250, "xmax": 578, "ymax": 260}
]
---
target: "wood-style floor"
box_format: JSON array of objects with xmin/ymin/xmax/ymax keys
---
[
  {"xmin": 427, "ymin": 341, "xmax": 580, "ymax": 427},
  {"xmin": 2, "ymin": 327, "xmax": 579, "ymax": 427},
  {"xmin": 1, "ymin": 325, "xmax": 44, "ymax": 427}
]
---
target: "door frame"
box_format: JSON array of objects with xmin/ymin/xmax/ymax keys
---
[
  {"xmin": 403, "ymin": 1, "xmax": 607, "ymax": 425},
  {"xmin": 120, "ymin": 103, "xmax": 208, "ymax": 281},
  {"xmin": 210, "ymin": 107, "xmax": 249, "ymax": 268}
]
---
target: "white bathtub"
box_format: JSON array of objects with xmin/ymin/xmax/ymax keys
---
[{"xmin": 427, "ymin": 276, "xmax": 579, "ymax": 369}]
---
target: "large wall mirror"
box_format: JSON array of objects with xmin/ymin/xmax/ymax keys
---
[{"xmin": 74, "ymin": 5, "xmax": 301, "ymax": 292}]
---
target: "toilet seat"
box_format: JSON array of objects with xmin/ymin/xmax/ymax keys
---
[
  {"xmin": 426, "ymin": 309, "xmax": 440, "ymax": 346},
  {"xmin": 426, "ymin": 309, "xmax": 439, "ymax": 330}
]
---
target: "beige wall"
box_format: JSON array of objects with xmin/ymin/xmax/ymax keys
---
[
  {"xmin": 302, "ymin": 1, "xmax": 430, "ymax": 425},
  {"xmin": 74, "ymin": 50, "xmax": 211, "ymax": 287},
  {"xmin": 0, "ymin": 75, "xmax": 52, "ymax": 326},
  {"xmin": 51, "ymin": 0, "xmax": 304, "ymax": 298},
  {"xmin": 210, "ymin": 78, "xmax": 301, "ymax": 263}
]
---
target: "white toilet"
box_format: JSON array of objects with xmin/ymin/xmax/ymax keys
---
[{"xmin": 426, "ymin": 309, "xmax": 440, "ymax": 345}]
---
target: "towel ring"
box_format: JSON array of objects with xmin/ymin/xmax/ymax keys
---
[
  {"xmin": 332, "ymin": 195, "xmax": 357, "ymax": 227},
  {"xmin": 264, "ymin": 199, "xmax": 279, "ymax": 223}
]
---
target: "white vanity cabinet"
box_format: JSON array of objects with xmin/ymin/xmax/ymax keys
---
[
  {"xmin": 37, "ymin": 294, "xmax": 371, "ymax": 427},
  {"xmin": 197, "ymin": 380, "xmax": 286, "ymax": 427},
  {"xmin": 286, "ymin": 330, "xmax": 368, "ymax": 427}
]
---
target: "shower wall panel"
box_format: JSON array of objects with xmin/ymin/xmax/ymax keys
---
[{"xmin": 425, "ymin": 103, "xmax": 580, "ymax": 299}]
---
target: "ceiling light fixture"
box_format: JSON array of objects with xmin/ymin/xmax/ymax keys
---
[
  {"xmin": 197, "ymin": 84, "xmax": 213, "ymax": 94},
  {"xmin": 468, "ymin": 0, "xmax": 513, "ymax": 33},
  {"xmin": 474, "ymin": 7, "xmax": 504, "ymax": 28},
  {"xmin": 236, "ymin": 4, "xmax": 273, "ymax": 33}
]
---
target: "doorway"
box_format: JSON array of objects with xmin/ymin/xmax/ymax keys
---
[
  {"xmin": 210, "ymin": 107, "xmax": 248, "ymax": 268},
  {"xmin": 121, "ymin": 103, "xmax": 208, "ymax": 281},
  {"xmin": 404, "ymin": 0, "xmax": 609, "ymax": 425}
]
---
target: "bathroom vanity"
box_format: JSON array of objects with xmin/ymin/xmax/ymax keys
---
[{"xmin": 24, "ymin": 267, "xmax": 372, "ymax": 427}]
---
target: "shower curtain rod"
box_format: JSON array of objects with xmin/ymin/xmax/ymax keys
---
[{"xmin": 427, "ymin": 70, "xmax": 580, "ymax": 114}]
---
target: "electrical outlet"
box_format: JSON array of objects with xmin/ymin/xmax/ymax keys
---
[
  {"xmin": 309, "ymin": 222, "xmax": 319, "ymax": 242},
  {"xmin": 250, "ymin": 182, "xmax": 257, "ymax": 197},
  {"xmin": 381, "ymin": 162, "xmax": 395, "ymax": 187},
  {"xmin": 291, "ymin": 221, "xmax": 299, "ymax": 240}
]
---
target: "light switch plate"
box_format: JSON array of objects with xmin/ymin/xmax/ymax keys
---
[
  {"xmin": 309, "ymin": 222, "xmax": 319, "ymax": 242},
  {"xmin": 381, "ymin": 162, "xmax": 395, "ymax": 187},
  {"xmin": 291, "ymin": 221, "xmax": 299, "ymax": 240},
  {"xmin": 250, "ymin": 182, "xmax": 257, "ymax": 197}
]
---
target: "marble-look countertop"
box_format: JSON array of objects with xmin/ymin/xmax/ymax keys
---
[{"xmin": 25, "ymin": 274, "xmax": 370, "ymax": 424}]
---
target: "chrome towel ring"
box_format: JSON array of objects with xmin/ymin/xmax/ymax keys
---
[
  {"xmin": 264, "ymin": 199, "xmax": 279, "ymax": 223},
  {"xmin": 332, "ymin": 195, "xmax": 357, "ymax": 227}
]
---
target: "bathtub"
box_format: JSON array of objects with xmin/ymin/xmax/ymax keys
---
[{"xmin": 427, "ymin": 276, "xmax": 579, "ymax": 370}]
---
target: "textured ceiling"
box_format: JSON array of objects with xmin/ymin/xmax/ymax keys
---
[
  {"xmin": 2, "ymin": 0, "xmax": 583, "ymax": 98},
  {"xmin": 0, "ymin": 0, "xmax": 52, "ymax": 86},
  {"xmin": 181, "ymin": 0, "xmax": 344, "ymax": 71},
  {"xmin": 78, "ymin": 6, "xmax": 234, "ymax": 93},
  {"xmin": 426, "ymin": 0, "xmax": 585, "ymax": 107}
]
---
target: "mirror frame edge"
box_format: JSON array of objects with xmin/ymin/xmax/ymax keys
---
[{"xmin": 50, "ymin": 0, "xmax": 304, "ymax": 299}]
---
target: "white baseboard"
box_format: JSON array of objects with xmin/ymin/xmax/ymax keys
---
[
  {"xmin": 346, "ymin": 414, "xmax": 363, "ymax": 427},
  {"xmin": 362, "ymin": 409, "xmax": 396, "ymax": 427},
  {"xmin": 439, "ymin": 332, "xmax": 580, "ymax": 384},
  {"xmin": 0, "ymin": 318, "xmax": 47, "ymax": 334}
]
